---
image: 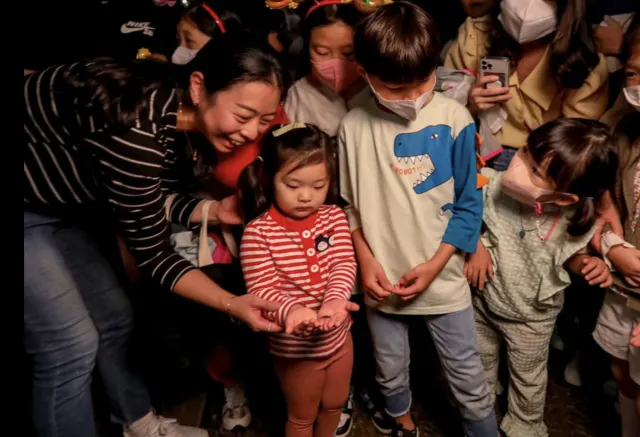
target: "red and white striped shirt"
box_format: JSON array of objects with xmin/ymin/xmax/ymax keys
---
[{"xmin": 240, "ymin": 204, "xmax": 357, "ymax": 359}]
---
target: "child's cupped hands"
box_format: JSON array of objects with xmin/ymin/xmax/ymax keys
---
[
  {"xmin": 581, "ymin": 255, "xmax": 613, "ymax": 288},
  {"xmin": 285, "ymin": 305, "xmax": 319, "ymax": 337},
  {"xmin": 317, "ymin": 299, "xmax": 360, "ymax": 331}
]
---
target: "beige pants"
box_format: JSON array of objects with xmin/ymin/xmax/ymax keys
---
[{"xmin": 473, "ymin": 295, "xmax": 556, "ymax": 437}]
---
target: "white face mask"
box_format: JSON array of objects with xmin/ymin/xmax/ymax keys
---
[
  {"xmin": 171, "ymin": 46, "xmax": 199, "ymax": 65},
  {"xmin": 367, "ymin": 77, "xmax": 435, "ymax": 121},
  {"xmin": 623, "ymin": 85, "xmax": 640, "ymax": 112},
  {"xmin": 499, "ymin": 0, "xmax": 557, "ymax": 44}
]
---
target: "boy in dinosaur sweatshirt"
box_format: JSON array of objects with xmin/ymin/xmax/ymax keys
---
[{"xmin": 338, "ymin": 3, "xmax": 496, "ymax": 437}]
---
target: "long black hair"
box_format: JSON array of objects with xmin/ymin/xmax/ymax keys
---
[
  {"xmin": 60, "ymin": 31, "xmax": 288, "ymax": 131},
  {"xmin": 525, "ymin": 118, "xmax": 618, "ymax": 237},
  {"xmin": 488, "ymin": 0, "xmax": 600, "ymax": 89},
  {"xmin": 238, "ymin": 124, "xmax": 337, "ymax": 222},
  {"xmin": 185, "ymin": 31, "xmax": 289, "ymax": 100}
]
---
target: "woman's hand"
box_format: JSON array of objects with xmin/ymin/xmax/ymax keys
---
[
  {"xmin": 464, "ymin": 240, "xmax": 494, "ymax": 290},
  {"xmin": 214, "ymin": 195, "xmax": 243, "ymax": 225},
  {"xmin": 317, "ymin": 299, "xmax": 360, "ymax": 331},
  {"xmin": 469, "ymin": 75, "xmax": 512, "ymax": 111},
  {"xmin": 191, "ymin": 195, "xmax": 243, "ymax": 225},
  {"xmin": 228, "ymin": 294, "xmax": 284, "ymax": 333}
]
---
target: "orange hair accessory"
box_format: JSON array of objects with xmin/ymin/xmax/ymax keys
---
[{"xmin": 305, "ymin": 0, "xmax": 352, "ymax": 18}]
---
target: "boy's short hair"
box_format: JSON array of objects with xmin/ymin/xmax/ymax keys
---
[{"xmin": 354, "ymin": 1, "xmax": 441, "ymax": 84}]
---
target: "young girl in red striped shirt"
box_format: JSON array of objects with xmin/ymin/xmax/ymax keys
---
[{"xmin": 238, "ymin": 123, "xmax": 359, "ymax": 437}]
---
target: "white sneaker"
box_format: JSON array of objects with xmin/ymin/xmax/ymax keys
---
[
  {"xmin": 335, "ymin": 390, "xmax": 354, "ymax": 437},
  {"xmin": 221, "ymin": 386, "xmax": 251, "ymax": 431},
  {"xmin": 123, "ymin": 414, "xmax": 208, "ymax": 437},
  {"xmin": 564, "ymin": 356, "xmax": 582, "ymax": 387}
]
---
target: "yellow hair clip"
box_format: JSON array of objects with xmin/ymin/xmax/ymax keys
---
[{"xmin": 272, "ymin": 122, "xmax": 307, "ymax": 137}]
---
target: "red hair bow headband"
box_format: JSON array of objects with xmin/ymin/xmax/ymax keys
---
[{"xmin": 201, "ymin": 4, "xmax": 226, "ymax": 33}]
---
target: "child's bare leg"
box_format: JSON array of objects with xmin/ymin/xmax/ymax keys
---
[{"xmin": 612, "ymin": 357, "xmax": 640, "ymax": 437}]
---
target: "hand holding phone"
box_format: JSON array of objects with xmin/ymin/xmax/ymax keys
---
[{"xmin": 470, "ymin": 57, "xmax": 512, "ymax": 111}]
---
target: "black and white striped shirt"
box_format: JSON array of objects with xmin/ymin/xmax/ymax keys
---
[{"xmin": 24, "ymin": 63, "xmax": 201, "ymax": 290}]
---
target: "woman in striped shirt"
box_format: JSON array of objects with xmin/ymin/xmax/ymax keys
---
[
  {"xmin": 24, "ymin": 34, "xmax": 286, "ymax": 437},
  {"xmin": 238, "ymin": 123, "xmax": 359, "ymax": 437}
]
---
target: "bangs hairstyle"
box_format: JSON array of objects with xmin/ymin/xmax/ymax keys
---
[
  {"xmin": 182, "ymin": 31, "xmax": 289, "ymax": 99},
  {"xmin": 238, "ymin": 124, "xmax": 338, "ymax": 222},
  {"xmin": 182, "ymin": 0, "xmax": 242, "ymax": 39},
  {"xmin": 354, "ymin": 1, "xmax": 441, "ymax": 84},
  {"xmin": 488, "ymin": 0, "xmax": 600, "ymax": 89},
  {"xmin": 303, "ymin": 3, "xmax": 362, "ymax": 33},
  {"xmin": 526, "ymin": 118, "xmax": 618, "ymax": 237},
  {"xmin": 299, "ymin": 3, "xmax": 362, "ymax": 75}
]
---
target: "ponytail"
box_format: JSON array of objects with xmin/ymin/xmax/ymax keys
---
[
  {"xmin": 238, "ymin": 157, "xmax": 270, "ymax": 223},
  {"xmin": 567, "ymin": 196, "xmax": 596, "ymax": 237}
]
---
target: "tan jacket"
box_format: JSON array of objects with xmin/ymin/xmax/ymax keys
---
[{"xmin": 444, "ymin": 16, "xmax": 610, "ymax": 148}]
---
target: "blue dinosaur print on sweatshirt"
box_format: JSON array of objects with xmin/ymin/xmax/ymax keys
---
[{"xmin": 393, "ymin": 124, "xmax": 454, "ymax": 195}]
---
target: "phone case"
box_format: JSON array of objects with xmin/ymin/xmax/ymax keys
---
[{"xmin": 480, "ymin": 56, "xmax": 510, "ymax": 89}]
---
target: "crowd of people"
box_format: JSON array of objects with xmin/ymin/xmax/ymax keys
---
[{"xmin": 23, "ymin": 1, "xmax": 639, "ymax": 437}]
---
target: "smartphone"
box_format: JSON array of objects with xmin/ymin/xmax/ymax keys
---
[{"xmin": 479, "ymin": 56, "xmax": 510, "ymax": 89}]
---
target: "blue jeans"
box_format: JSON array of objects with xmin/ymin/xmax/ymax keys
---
[
  {"xmin": 24, "ymin": 211, "xmax": 151, "ymax": 437},
  {"xmin": 488, "ymin": 146, "xmax": 518, "ymax": 172},
  {"xmin": 367, "ymin": 305, "xmax": 498, "ymax": 437}
]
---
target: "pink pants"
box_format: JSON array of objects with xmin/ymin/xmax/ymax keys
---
[{"xmin": 274, "ymin": 334, "xmax": 354, "ymax": 437}]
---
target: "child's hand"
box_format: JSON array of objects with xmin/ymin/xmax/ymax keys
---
[
  {"xmin": 285, "ymin": 305, "xmax": 318, "ymax": 336},
  {"xmin": 360, "ymin": 255, "xmax": 394, "ymax": 302},
  {"xmin": 395, "ymin": 260, "xmax": 439, "ymax": 301},
  {"xmin": 317, "ymin": 299, "xmax": 360, "ymax": 331},
  {"xmin": 608, "ymin": 246, "xmax": 640, "ymax": 286},
  {"xmin": 581, "ymin": 256, "xmax": 613, "ymax": 288},
  {"xmin": 631, "ymin": 324, "xmax": 640, "ymax": 348},
  {"xmin": 463, "ymin": 241, "xmax": 494, "ymax": 290}
]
